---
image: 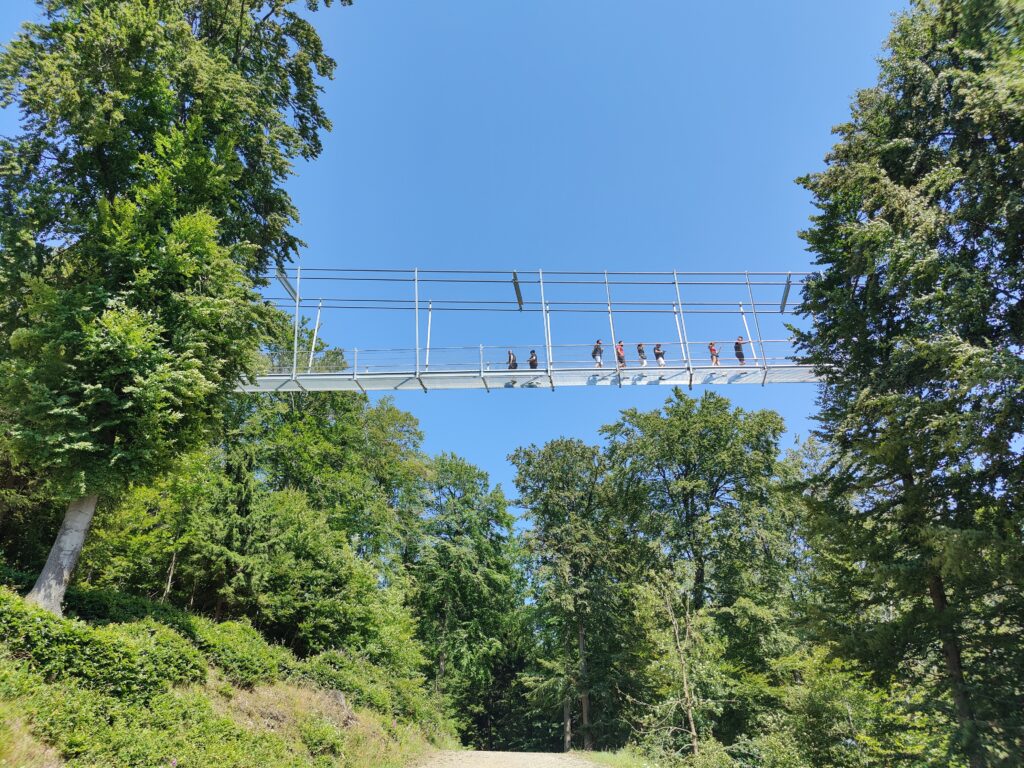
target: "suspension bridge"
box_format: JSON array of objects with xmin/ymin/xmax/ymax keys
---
[{"xmin": 240, "ymin": 268, "xmax": 817, "ymax": 393}]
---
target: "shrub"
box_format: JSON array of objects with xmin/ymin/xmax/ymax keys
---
[
  {"xmin": 63, "ymin": 584, "xmax": 294, "ymax": 687},
  {"xmin": 64, "ymin": 584, "xmax": 179, "ymax": 625},
  {"xmin": 299, "ymin": 714, "xmax": 345, "ymax": 757},
  {"xmin": 94, "ymin": 619, "xmax": 206, "ymax": 687},
  {"xmin": 0, "ymin": 588, "xmax": 166, "ymax": 702},
  {"xmin": 683, "ymin": 740, "xmax": 736, "ymax": 768},
  {"xmin": 296, "ymin": 651, "xmax": 395, "ymax": 714},
  {"xmin": 186, "ymin": 616, "xmax": 292, "ymax": 688}
]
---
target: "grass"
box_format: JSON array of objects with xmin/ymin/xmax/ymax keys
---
[
  {"xmin": 0, "ymin": 585, "xmax": 455, "ymax": 767},
  {"xmin": 0, "ymin": 701, "xmax": 62, "ymax": 768}
]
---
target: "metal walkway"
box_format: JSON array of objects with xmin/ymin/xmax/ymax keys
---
[{"xmin": 240, "ymin": 267, "xmax": 817, "ymax": 393}]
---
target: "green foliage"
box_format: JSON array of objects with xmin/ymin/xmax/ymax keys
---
[
  {"xmin": 0, "ymin": 0, "xmax": 347, "ymax": 616},
  {"xmin": 298, "ymin": 651, "xmax": 398, "ymax": 714},
  {"xmin": 0, "ymin": 586, "xmax": 450, "ymax": 766},
  {"xmin": 93, "ymin": 619, "xmax": 207, "ymax": 688},
  {"xmin": 795, "ymin": 1, "xmax": 1024, "ymax": 764},
  {"xmin": 411, "ymin": 453, "xmax": 525, "ymax": 747},
  {"xmin": 8, "ymin": 577, "xmax": 290, "ymax": 690},
  {"xmin": 295, "ymin": 649, "xmax": 454, "ymax": 742},
  {"xmin": 0, "ymin": 586, "xmax": 187, "ymax": 702},
  {"xmin": 0, "ymin": 119, "xmax": 279, "ymax": 499},
  {"xmin": 186, "ymin": 616, "xmax": 290, "ymax": 689},
  {"xmin": 299, "ymin": 714, "xmax": 345, "ymax": 758},
  {"xmin": 80, "ymin": 448, "xmax": 426, "ymax": 669}
]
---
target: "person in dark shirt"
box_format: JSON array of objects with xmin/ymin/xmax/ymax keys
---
[
  {"xmin": 528, "ymin": 350, "xmax": 539, "ymax": 369},
  {"xmin": 734, "ymin": 336, "xmax": 746, "ymax": 365},
  {"xmin": 615, "ymin": 340, "xmax": 626, "ymax": 367},
  {"xmin": 653, "ymin": 343, "xmax": 666, "ymax": 367},
  {"xmin": 507, "ymin": 349, "xmax": 518, "ymax": 369},
  {"xmin": 637, "ymin": 342, "xmax": 648, "ymax": 367},
  {"xmin": 592, "ymin": 340, "xmax": 604, "ymax": 368}
]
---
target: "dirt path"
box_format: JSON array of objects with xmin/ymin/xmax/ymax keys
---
[{"xmin": 417, "ymin": 751, "xmax": 603, "ymax": 768}]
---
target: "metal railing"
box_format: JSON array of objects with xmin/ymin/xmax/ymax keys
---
[{"xmin": 258, "ymin": 339, "xmax": 803, "ymax": 377}]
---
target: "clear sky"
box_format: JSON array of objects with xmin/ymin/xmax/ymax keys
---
[{"xmin": 0, "ymin": 1, "xmax": 907, "ymax": 496}]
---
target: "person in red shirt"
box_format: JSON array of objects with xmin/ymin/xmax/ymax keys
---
[
  {"xmin": 708, "ymin": 342, "xmax": 720, "ymax": 366},
  {"xmin": 615, "ymin": 340, "xmax": 626, "ymax": 367}
]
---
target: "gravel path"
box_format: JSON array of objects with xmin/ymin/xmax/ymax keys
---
[{"xmin": 417, "ymin": 751, "xmax": 602, "ymax": 768}]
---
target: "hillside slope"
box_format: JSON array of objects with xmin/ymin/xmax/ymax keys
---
[{"xmin": 0, "ymin": 585, "xmax": 457, "ymax": 767}]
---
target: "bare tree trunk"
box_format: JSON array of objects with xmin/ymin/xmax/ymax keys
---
[
  {"xmin": 562, "ymin": 697, "xmax": 572, "ymax": 752},
  {"xmin": 161, "ymin": 550, "xmax": 178, "ymax": 602},
  {"xmin": 578, "ymin": 620, "xmax": 593, "ymax": 750},
  {"xmin": 664, "ymin": 589, "xmax": 699, "ymax": 756},
  {"xmin": 929, "ymin": 573, "xmax": 985, "ymax": 768},
  {"xmin": 25, "ymin": 495, "xmax": 99, "ymax": 617}
]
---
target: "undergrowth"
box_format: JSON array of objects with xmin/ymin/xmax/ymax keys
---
[{"xmin": 0, "ymin": 582, "xmax": 456, "ymax": 767}]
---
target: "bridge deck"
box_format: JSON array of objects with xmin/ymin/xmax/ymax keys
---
[{"xmin": 239, "ymin": 364, "xmax": 817, "ymax": 393}]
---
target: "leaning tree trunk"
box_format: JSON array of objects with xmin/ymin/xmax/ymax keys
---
[{"xmin": 25, "ymin": 495, "xmax": 99, "ymax": 617}]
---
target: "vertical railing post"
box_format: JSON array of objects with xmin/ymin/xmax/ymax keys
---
[
  {"xmin": 738, "ymin": 303, "xmax": 755, "ymax": 362},
  {"xmin": 672, "ymin": 270, "xmax": 692, "ymax": 376},
  {"xmin": 353, "ymin": 348, "xmax": 358, "ymax": 379},
  {"xmin": 425, "ymin": 300, "xmax": 432, "ymax": 371},
  {"xmin": 479, "ymin": 344, "xmax": 490, "ymax": 393},
  {"xmin": 604, "ymin": 271, "xmax": 621, "ymax": 387},
  {"xmin": 307, "ymin": 299, "xmax": 322, "ymax": 373},
  {"xmin": 745, "ymin": 271, "xmax": 769, "ymax": 381},
  {"xmin": 291, "ymin": 266, "xmax": 301, "ymax": 380},
  {"xmin": 539, "ymin": 269, "xmax": 554, "ymax": 379},
  {"xmin": 414, "ymin": 268, "xmax": 420, "ymax": 377}
]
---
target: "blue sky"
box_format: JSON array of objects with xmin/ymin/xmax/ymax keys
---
[{"xmin": 0, "ymin": 1, "xmax": 906, "ymax": 496}]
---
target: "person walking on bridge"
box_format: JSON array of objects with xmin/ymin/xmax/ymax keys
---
[
  {"xmin": 528, "ymin": 350, "xmax": 539, "ymax": 369},
  {"xmin": 654, "ymin": 343, "xmax": 666, "ymax": 367},
  {"xmin": 507, "ymin": 349, "xmax": 518, "ymax": 370},
  {"xmin": 615, "ymin": 340, "xmax": 626, "ymax": 367},
  {"xmin": 592, "ymin": 340, "xmax": 604, "ymax": 368},
  {"xmin": 734, "ymin": 336, "xmax": 746, "ymax": 366},
  {"xmin": 637, "ymin": 342, "xmax": 648, "ymax": 367},
  {"xmin": 709, "ymin": 341, "xmax": 720, "ymax": 366}
]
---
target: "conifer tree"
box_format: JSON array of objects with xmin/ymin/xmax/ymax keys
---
[{"xmin": 796, "ymin": 1, "xmax": 1024, "ymax": 763}]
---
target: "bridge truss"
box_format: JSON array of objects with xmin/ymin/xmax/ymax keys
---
[{"xmin": 240, "ymin": 268, "xmax": 816, "ymax": 393}]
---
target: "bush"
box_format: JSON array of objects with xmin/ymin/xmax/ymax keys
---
[
  {"xmin": 94, "ymin": 619, "xmax": 206, "ymax": 687},
  {"xmin": 0, "ymin": 588, "xmax": 168, "ymax": 702},
  {"xmin": 295, "ymin": 649, "xmax": 455, "ymax": 743},
  {"xmin": 683, "ymin": 740, "xmax": 736, "ymax": 768},
  {"xmin": 63, "ymin": 584, "xmax": 293, "ymax": 689},
  {"xmin": 186, "ymin": 616, "xmax": 292, "ymax": 688},
  {"xmin": 299, "ymin": 714, "xmax": 345, "ymax": 757},
  {"xmin": 297, "ymin": 651, "xmax": 395, "ymax": 714},
  {"xmin": 64, "ymin": 584, "xmax": 180, "ymax": 625}
]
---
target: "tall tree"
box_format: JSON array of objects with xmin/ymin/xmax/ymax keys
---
[
  {"xmin": 796, "ymin": 1, "xmax": 1024, "ymax": 764},
  {"xmin": 602, "ymin": 390, "xmax": 797, "ymax": 752},
  {"xmin": 511, "ymin": 438, "xmax": 646, "ymax": 752},
  {"xmin": 602, "ymin": 390, "xmax": 788, "ymax": 611},
  {"xmin": 0, "ymin": 1, "xmax": 347, "ymax": 614},
  {"xmin": 412, "ymin": 453, "xmax": 522, "ymax": 748}
]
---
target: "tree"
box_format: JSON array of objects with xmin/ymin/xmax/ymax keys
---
[
  {"xmin": 602, "ymin": 390, "xmax": 788, "ymax": 612},
  {"xmin": 602, "ymin": 390, "xmax": 798, "ymax": 753},
  {"xmin": 511, "ymin": 438, "xmax": 647, "ymax": 752},
  {"xmin": 0, "ymin": 1, "xmax": 347, "ymax": 614},
  {"xmin": 795, "ymin": 1, "xmax": 1024, "ymax": 764},
  {"xmin": 412, "ymin": 453, "xmax": 522, "ymax": 747}
]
